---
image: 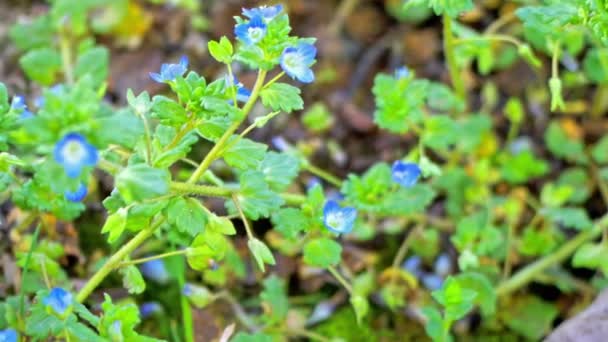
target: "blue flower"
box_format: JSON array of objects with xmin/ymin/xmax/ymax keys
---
[
  {"xmin": 0, "ymin": 329, "xmax": 18, "ymax": 342},
  {"xmin": 322, "ymin": 200, "xmax": 357, "ymax": 234},
  {"xmin": 402, "ymin": 255, "xmax": 423, "ymax": 277},
  {"xmin": 65, "ymin": 183, "xmax": 88, "ymax": 202},
  {"xmin": 139, "ymin": 302, "xmax": 162, "ymax": 319},
  {"xmin": 43, "ymin": 287, "xmax": 73, "ymax": 316},
  {"xmin": 391, "ymin": 161, "xmax": 421, "ymax": 188},
  {"xmin": 395, "ymin": 66, "xmax": 410, "ymax": 79},
  {"xmin": 226, "ymin": 76, "xmax": 252, "ymax": 103},
  {"xmin": 140, "ymin": 259, "xmax": 170, "ymax": 284},
  {"xmin": 422, "ymin": 273, "xmax": 443, "ymax": 291},
  {"xmin": 242, "ymin": 5, "xmax": 283, "ymax": 22},
  {"xmin": 235, "ymin": 15, "xmax": 267, "ymax": 45},
  {"xmin": 280, "ymin": 43, "xmax": 316, "ymax": 83},
  {"xmin": 271, "ymin": 136, "xmax": 291, "ymax": 152},
  {"xmin": 54, "ymin": 133, "xmax": 98, "ymax": 178},
  {"xmin": 434, "ymin": 253, "xmax": 452, "ymax": 277},
  {"xmin": 11, "ymin": 95, "xmax": 34, "ymax": 119},
  {"xmin": 149, "ymin": 55, "xmax": 189, "ymax": 83}
]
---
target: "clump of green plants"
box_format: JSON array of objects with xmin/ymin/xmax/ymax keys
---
[{"xmin": 1, "ymin": 0, "xmax": 608, "ymax": 341}]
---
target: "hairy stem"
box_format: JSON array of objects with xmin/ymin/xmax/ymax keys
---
[
  {"xmin": 187, "ymin": 69, "xmax": 267, "ymax": 184},
  {"xmin": 442, "ymin": 14, "xmax": 466, "ymax": 106},
  {"xmin": 496, "ymin": 214, "xmax": 608, "ymax": 297},
  {"xmin": 76, "ymin": 218, "xmax": 165, "ymax": 303}
]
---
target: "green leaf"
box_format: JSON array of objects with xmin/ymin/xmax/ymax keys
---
[
  {"xmin": 247, "ymin": 238, "xmax": 276, "ymax": 272},
  {"xmin": 422, "ymin": 115, "xmax": 459, "ymax": 150},
  {"xmin": 66, "ymin": 321, "xmax": 105, "ymax": 342},
  {"xmin": 207, "ymin": 214, "xmax": 236, "ymax": 235},
  {"xmin": 101, "ymin": 208, "xmax": 128, "ymax": 243},
  {"xmin": 502, "ymin": 295, "xmax": 558, "ymax": 340},
  {"xmin": 432, "ymin": 0, "xmax": 473, "ymax": 17},
  {"xmin": 232, "ymin": 332, "xmax": 273, "ymax": 342},
  {"xmin": 454, "ymin": 272, "xmax": 496, "ymax": 316},
  {"xmin": 187, "ymin": 231, "xmax": 229, "ymax": 270},
  {"xmin": 499, "ymin": 150, "xmax": 548, "ymax": 185},
  {"xmin": 166, "ymin": 197, "xmax": 208, "ymax": 237},
  {"xmin": 383, "ymin": 184, "xmax": 437, "ymax": 216},
  {"xmin": 74, "ymin": 47, "xmax": 109, "ymax": 86},
  {"xmin": 592, "ymin": 136, "xmax": 608, "ymax": 165},
  {"xmin": 119, "ymin": 265, "xmax": 146, "ymax": 294},
  {"xmin": 232, "ymin": 170, "xmax": 284, "ymax": 220},
  {"xmin": 208, "ymin": 36, "xmax": 233, "ymax": 64},
  {"xmin": 116, "ymin": 164, "xmax": 170, "ymax": 203},
  {"xmin": 572, "ymin": 242, "xmax": 608, "ymax": 274},
  {"xmin": 150, "ymin": 95, "xmax": 188, "ymax": 126},
  {"xmin": 542, "ymin": 207, "xmax": 592, "ymax": 230},
  {"xmin": 583, "ymin": 48, "xmax": 608, "ymax": 84},
  {"xmin": 544, "ymin": 120, "xmax": 588, "ymax": 164},
  {"xmin": 426, "ymin": 83, "xmax": 464, "ymax": 112},
  {"xmin": 260, "ymin": 275, "xmax": 289, "ymax": 322},
  {"xmin": 0, "ymin": 83, "xmax": 8, "ymax": 114},
  {"xmin": 260, "ymin": 82, "xmax": 304, "ymax": 113},
  {"xmin": 432, "ymin": 276, "xmax": 477, "ymax": 323},
  {"xmin": 373, "ymin": 73, "xmax": 428, "ymax": 134},
  {"xmin": 302, "ymin": 102, "xmax": 334, "ymax": 132},
  {"xmin": 540, "ymin": 183, "xmax": 574, "ymax": 208},
  {"xmin": 223, "ymin": 137, "xmax": 267, "ymax": 170},
  {"xmin": 26, "ymin": 302, "xmax": 66, "ymax": 338},
  {"xmin": 350, "ymin": 295, "xmax": 369, "ymax": 324},
  {"xmin": 421, "ymin": 306, "xmax": 445, "ymax": 342},
  {"xmin": 271, "ymin": 207, "xmax": 309, "ymax": 239},
  {"xmin": 96, "ymin": 109, "xmax": 145, "ymax": 149},
  {"xmin": 19, "ymin": 48, "xmax": 62, "ymax": 85},
  {"xmin": 258, "ymin": 151, "xmax": 300, "ymax": 191},
  {"xmin": 9, "ymin": 16, "xmax": 54, "ymax": 51},
  {"xmin": 303, "ymin": 238, "xmax": 342, "ymax": 268}
]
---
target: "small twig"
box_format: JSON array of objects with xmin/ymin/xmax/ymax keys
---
[
  {"xmin": 392, "ymin": 223, "xmax": 424, "ymax": 269},
  {"xmin": 327, "ymin": 265, "xmax": 353, "ymax": 295}
]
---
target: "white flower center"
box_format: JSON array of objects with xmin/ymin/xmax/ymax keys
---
[
  {"xmin": 327, "ymin": 211, "xmax": 344, "ymax": 230},
  {"xmin": 62, "ymin": 140, "xmax": 86, "ymax": 165},
  {"xmin": 248, "ymin": 27, "xmax": 264, "ymax": 42}
]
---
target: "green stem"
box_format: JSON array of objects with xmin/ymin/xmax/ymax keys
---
[
  {"xmin": 496, "ymin": 214, "xmax": 608, "ymax": 297},
  {"xmin": 442, "ymin": 14, "xmax": 466, "ymax": 106},
  {"xmin": 76, "ymin": 218, "xmax": 165, "ymax": 303},
  {"xmin": 60, "ymin": 32, "xmax": 74, "ymax": 85},
  {"xmin": 391, "ymin": 223, "xmax": 423, "ymax": 269},
  {"xmin": 187, "ymin": 69, "xmax": 267, "ymax": 184},
  {"xmin": 178, "ymin": 258, "xmax": 194, "ymax": 342},
  {"xmin": 454, "ymin": 34, "xmax": 523, "ymax": 47},
  {"xmin": 305, "ymin": 164, "xmax": 343, "ymax": 188},
  {"xmin": 169, "ymin": 181, "xmax": 307, "ymax": 206},
  {"xmin": 262, "ymin": 71, "xmax": 285, "ymax": 89},
  {"xmin": 232, "ymin": 194, "xmax": 255, "ymax": 240},
  {"xmin": 119, "ymin": 249, "xmax": 189, "ymax": 267},
  {"xmin": 19, "ymin": 223, "xmax": 41, "ymax": 318},
  {"xmin": 327, "ymin": 265, "xmax": 353, "ymax": 294}
]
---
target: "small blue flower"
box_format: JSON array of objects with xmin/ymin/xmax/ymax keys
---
[
  {"xmin": 280, "ymin": 43, "xmax": 316, "ymax": 83},
  {"xmin": 149, "ymin": 55, "xmax": 189, "ymax": 83},
  {"xmin": 43, "ymin": 287, "xmax": 73, "ymax": 316},
  {"xmin": 402, "ymin": 255, "xmax": 423, "ymax": 276},
  {"xmin": 140, "ymin": 259, "xmax": 170, "ymax": 284},
  {"xmin": 226, "ymin": 76, "xmax": 252, "ymax": 103},
  {"xmin": 434, "ymin": 253, "xmax": 452, "ymax": 277},
  {"xmin": 322, "ymin": 200, "xmax": 357, "ymax": 234},
  {"xmin": 235, "ymin": 15, "xmax": 267, "ymax": 45},
  {"xmin": 391, "ymin": 161, "xmax": 421, "ymax": 188},
  {"xmin": 242, "ymin": 5, "xmax": 283, "ymax": 22},
  {"xmin": 65, "ymin": 183, "xmax": 88, "ymax": 202},
  {"xmin": 0, "ymin": 329, "xmax": 18, "ymax": 342},
  {"xmin": 394, "ymin": 66, "xmax": 410, "ymax": 79},
  {"xmin": 271, "ymin": 136, "xmax": 291, "ymax": 152},
  {"xmin": 422, "ymin": 273, "xmax": 443, "ymax": 291},
  {"xmin": 54, "ymin": 133, "xmax": 98, "ymax": 178},
  {"xmin": 11, "ymin": 95, "xmax": 34, "ymax": 119},
  {"xmin": 139, "ymin": 302, "xmax": 162, "ymax": 319}
]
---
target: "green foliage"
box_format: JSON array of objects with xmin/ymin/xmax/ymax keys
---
[
  {"xmin": 116, "ymin": 164, "xmax": 170, "ymax": 203},
  {"xmin": 260, "ymin": 82, "xmax": 304, "ymax": 113},
  {"xmin": 303, "ymin": 238, "xmax": 342, "ymax": 268}
]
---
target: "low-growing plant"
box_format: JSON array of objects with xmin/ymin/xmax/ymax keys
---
[{"xmin": 1, "ymin": 0, "xmax": 608, "ymax": 341}]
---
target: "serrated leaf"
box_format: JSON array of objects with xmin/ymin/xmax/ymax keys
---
[
  {"xmin": 231, "ymin": 170, "xmax": 284, "ymax": 220},
  {"xmin": 303, "ymin": 238, "xmax": 342, "ymax": 268},
  {"xmin": 19, "ymin": 48, "xmax": 62, "ymax": 85},
  {"xmin": 260, "ymin": 275, "xmax": 289, "ymax": 322},
  {"xmin": 223, "ymin": 137, "xmax": 267, "ymax": 170},
  {"xmin": 248, "ymin": 238, "xmax": 276, "ymax": 272},
  {"xmin": 260, "ymin": 82, "xmax": 303, "ymax": 113},
  {"xmin": 166, "ymin": 197, "xmax": 207, "ymax": 237},
  {"xmin": 542, "ymin": 207, "xmax": 592, "ymax": 230},
  {"xmin": 258, "ymin": 151, "xmax": 300, "ymax": 191},
  {"xmin": 101, "ymin": 208, "xmax": 128, "ymax": 243},
  {"xmin": 208, "ymin": 36, "xmax": 233, "ymax": 64},
  {"xmin": 116, "ymin": 164, "xmax": 170, "ymax": 203},
  {"xmin": 271, "ymin": 207, "xmax": 309, "ymax": 239},
  {"xmin": 119, "ymin": 265, "xmax": 146, "ymax": 294}
]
